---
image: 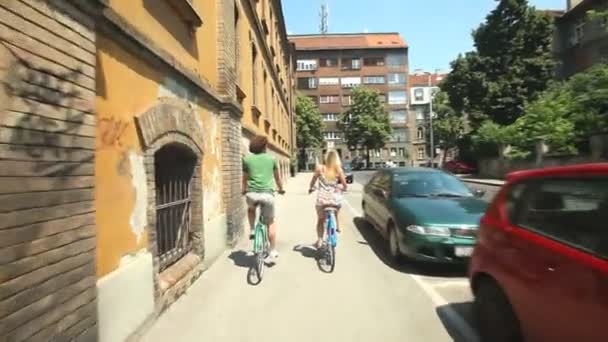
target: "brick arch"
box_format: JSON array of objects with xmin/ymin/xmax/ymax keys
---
[
  {"xmin": 135, "ymin": 99, "xmax": 205, "ymax": 308},
  {"xmin": 135, "ymin": 98, "xmax": 205, "ymax": 153}
]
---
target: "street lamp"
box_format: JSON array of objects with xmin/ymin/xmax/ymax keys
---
[{"xmin": 423, "ymin": 70, "xmax": 439, "ymax": 168}]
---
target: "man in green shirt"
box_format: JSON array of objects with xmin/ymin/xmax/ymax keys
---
[{"xmin": 242, "ymin": 135, "xmax": 285, "ymax": 261}]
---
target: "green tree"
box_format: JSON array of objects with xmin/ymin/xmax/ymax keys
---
[
  {"xmin": 340, "ymin": 87, "xmax": 392, "ymax": 167},
  {"xmin": 442, "ymin": 0, "xmax": 556, "ymax": 129},
  {"xmin": 295, "ymin": 95, "xmax": 324, "ymax": 168},
  {"xmin": 432, "ymin": 92, "xmax": 465, "ymax": 165},
  {"xmin": 588, "ymin": 10, "xmax": 608, "ymax": 30},
  {"xmin": 563, "ymin": 63, "xmax": 608, "ymax": 136}
]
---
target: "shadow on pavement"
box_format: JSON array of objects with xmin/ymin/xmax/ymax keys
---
[
  {"xmin": 228, "ymin": 250, "xmax": 252, "ymax": 269},
  {"xmin": 436, "ymin": 302, "xmax": 478, "ymax": 342},
  {"xmin": 353, "ymin": 217, "xmax": 468, "ymax": 278},
  {"xmin": 293, "ymin": 244, "xmax": 318, "ymax": 259}
]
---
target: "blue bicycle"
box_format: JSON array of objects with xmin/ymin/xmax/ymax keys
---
[{"xmin": 318, "ymin": 207, "xmax": 338, "ymax": 273}]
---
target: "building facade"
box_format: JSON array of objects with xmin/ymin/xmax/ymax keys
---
[
  {"xmin": 553, "ymin": 0, "xmax": 608, "ymax": 78},
  {"xmin": 408, "ymin": 72, "xmax": 448, "ymax": 166},
  {"xmin": 290, "ymin": 33, "xmax": 411, "ymax": 168},
  {"xmin": 0, "ymin": 0, "xmax": 294, "ymax": 341}
]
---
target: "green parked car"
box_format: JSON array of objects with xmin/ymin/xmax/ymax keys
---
[{"xmin": 361, "ymin": 168, "xmax": 488, "ymax": 263}]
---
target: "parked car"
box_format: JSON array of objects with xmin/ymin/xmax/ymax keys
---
[
  {"xmin": 469, "ymin": 163, "xmax": 608, "ymax": 342},
  {"xmin": 443, "ymin": 160, "xmax": 475, "ymax": 174},
  {"xmin": 361, "ymin": 168, "xmax": 487, "ymax": 263},
  {"xmin": 343, "ymin": 164, "xmax": 353, "ymax": 184}
]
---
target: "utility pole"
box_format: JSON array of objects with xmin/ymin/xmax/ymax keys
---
[
  {"xmin": 426, "ymin": 72, "xmax": 435, "ymax": 168},
  {"xmin": 319, "ymin": 1, "xmax": 329, "ymax": 35}
]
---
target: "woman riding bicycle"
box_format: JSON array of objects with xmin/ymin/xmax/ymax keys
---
[{"xmin": 308, "ymin": 150, "xmax": 348, "ymax": 248}]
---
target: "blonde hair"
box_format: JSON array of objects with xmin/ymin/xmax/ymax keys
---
[{"xmin": 322, "ymin": 150, "xmax": 342, "ymax": 181}]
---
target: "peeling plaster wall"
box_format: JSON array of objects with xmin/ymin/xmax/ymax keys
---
[{"xmin": 128, "ymin": 151, "xmax": 148, "ymax": 244}]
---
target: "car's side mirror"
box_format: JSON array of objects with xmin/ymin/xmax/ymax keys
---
[{"xmin": 473, "ymin": 189, "xmax": 486, "ymax": 198}]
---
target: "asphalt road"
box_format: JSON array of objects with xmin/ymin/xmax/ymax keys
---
[{"xmin": 142, "ymin": 172, "xmax": 486, "ymax": 342}]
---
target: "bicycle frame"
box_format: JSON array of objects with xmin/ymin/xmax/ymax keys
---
[
  {"xmin": 253, "ymin": 215, "xmax": 268, "ymax": 254},
  {"xmin": 325, "ymin": 209, "xmax": 338, "ymax": 247}
]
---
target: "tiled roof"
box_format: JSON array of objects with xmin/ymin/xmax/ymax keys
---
[
  {"xmin": 289, "ymin": 33, "xmax": 407, "ymax": 51},
  {"xmin": 408, "ymin": 73, "xmax": 448, "ymax": 87}
]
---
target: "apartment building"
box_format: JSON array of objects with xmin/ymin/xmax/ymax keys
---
[
  {"xmin": 552, "ymin": 0, "xmax": 608, "ymax": 78},
  {"xmin": 0, "ymin": 0, "xmax": 294, "ymax": 340},
  {"xmin": 290, "ymin": 33, "xmax": 411, "ymax": 168},
  {"xmin": 409, "ymin": 72, "xmax": 448, "ymax": 166}
]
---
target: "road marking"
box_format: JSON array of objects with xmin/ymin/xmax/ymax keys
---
[
  {"xmin": 429, "ymin": 280, "xmax": 471, "ymax": 288},
  {"xmin": 344, "ymin": 197, "xmax": 480, "ymax": 342}
]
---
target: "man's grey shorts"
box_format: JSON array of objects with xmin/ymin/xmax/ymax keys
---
[{"xmin": 245, "ymin": 192, "xmax": 275, "ymax": 224}]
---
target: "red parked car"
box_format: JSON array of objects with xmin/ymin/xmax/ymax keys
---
[
  {"xmin": 469, "ymin": 163, "xmax": 608, "ymax": 342},
  {"xmin": 443, "ymin": 160, "xmax": 475, "ymax": 174}
]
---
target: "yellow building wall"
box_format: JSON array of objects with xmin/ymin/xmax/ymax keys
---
[
  {"xmin": 106, "ymin": 0, "xmax": 218, "ymax": 88},
  {"xmin": 95, "ymin": 31, "xmax": 223, "ymax": 278},
  {"xmin": 237, "ymin": 0, "xmax": 293, "ymax": 156}
]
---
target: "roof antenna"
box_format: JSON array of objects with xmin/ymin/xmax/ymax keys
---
[{"xmin": 319, "ymin": 1, "xmax": 329, "ymax": 35}]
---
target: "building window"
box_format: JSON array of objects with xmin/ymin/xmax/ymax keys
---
[
  {"xmin": 417, "ymin": 127, "xmax": 424, "ymax": 140},
  {"xmin": 363, "ymin": 57, "xmax": 385, "ymax": 66},
  {"xmin": 320, "ymin": 95, "xmax": 340, "ymax": 104},
  {"xmin": 388, "ymin": 73, "xmax": 407, "ymax": 85},
  {"xmin": 322, "ymin": 113, "xmax": 340, "ymax": 121},
  {"xmin": 573, "ymin": 18, "xmax": 585, "ymax": 43},
  {"xmin": 320, "ymin": 58, "xmax": 338, "ymax": 67},
  {"xmin": 398, "ymin": 148, "xmax": 406, "ymax": 157},
  {"xmin": 297, "ymin": 59, "xmax": 318, "ymax": 71},
  {"xmin": 388, "ymin": 91, "xmax": 407, "ymax": 105},
  {"xmin": 417, "ymin": 147, "xmax": 425, "ymax": 160},
  {"xmin": 414, "ymin": 107, "xmax": 425, "ymax": 120},
  {"xmin": 324, "ymin": 131, "xmax": 341, "ymax": 140},
  {"xmin": 341, "ymin": 77, "xmax": 362, "ymax": 88},
  {"xmin": 319, "ymin": 77, "xmax": 340, "ymax": 86},
  {"xmin": 341, "ymin": 57, "xmax": 361, "ymax": 70},
  {"xmin": 363, "ymin": 76, "xmax": 386, "ymax": 84},
  {"xmin": 390, "ymin": 148, "xmax": 397, "ymax": 156},
  {"xmin": 251, "ymin": 44, "xmax": 258, "ymax": 106},
  {"xmin": 390, "ymin": 110, "xmax": 407, "ymax": 123},
  {"xmin": 413, "ymin": 88, "xmax": 425, "ymax": 102},
  {"xmin": 154, "ymin": 144, "xmax": 196, "ymax": 271},
  {"xmin": 392, "ymin": 128, "xmax": 408, "ymax": 142},
  {"xmin": 386, "ymin": 52, "xmax": 407, "ymax": 67},
  {"xmin": 378, "ymin": 94, "xmax": 387, "ymax": 104},
  {"xmin": 308, "ymin": 96, "xmax": 318, "ymax": 106},
  {"xmin": 342, "ymin": 95, "xmax": 353, "ymax": 106},
  {"xmin": 297, "ymin": 77, "xmax": 317, "ymax": 89}
]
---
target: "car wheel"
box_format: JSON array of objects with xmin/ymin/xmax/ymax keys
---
[
  {"xmin": 388, "ymin": 223, "xmax": 403, "ymax": 263},
  {"xmin": 474, "ymin": 279, "xmax": 523, "ymax": 342}
]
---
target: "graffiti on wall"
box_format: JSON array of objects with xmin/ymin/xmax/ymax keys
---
[{"xmin": 98, "ymin": 117, "xmax": 129, "ymax": 149}]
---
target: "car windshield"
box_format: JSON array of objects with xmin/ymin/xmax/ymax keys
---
[{"xmin": 393, "ymin": 172, "xmax": 473, "ymax": 198}]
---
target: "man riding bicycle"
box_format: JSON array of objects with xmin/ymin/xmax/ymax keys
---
[{"xmin": 242, "ymin": 135, "xmax": 285, "ymax": 261}]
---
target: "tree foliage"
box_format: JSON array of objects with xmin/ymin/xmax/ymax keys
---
[
  {"xmin": 473, "ymin": 64, "xmax": 608, "ymax": 159},
  {"xmin": 340, "ymin": 87, "xmax": 392, "ymax": 164},
  {"xmin": 441, "ymin": 0, "xmax": 556, "ymax": 129},
  {"xmin": 295, "ymin": 95, "xmax": 324, "ymax": 150},
  {"xmin": 431, "ymin": 92, "xmax": 465, "ymax": 162}
]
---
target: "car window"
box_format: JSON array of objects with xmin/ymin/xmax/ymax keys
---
[
  {"xmin": 392, "ymin": 171, "xmax": 473, "ymax": 197},
  {"xmin": 513, "ymin": 177, "xmax": 608, "ymax": 260},
  {"xmin": 505, "ymin": 182, "xmax": 527, "ymax": 223}
]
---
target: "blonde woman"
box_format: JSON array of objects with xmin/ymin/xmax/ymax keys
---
[{"xmin": 308, "ymin": 150, "xmax": 348, "ymax": 248}]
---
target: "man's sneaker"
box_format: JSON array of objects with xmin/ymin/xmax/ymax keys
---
[{"xmin": 265, "ymin": 250, "xmax": 279, "ymax": 263}]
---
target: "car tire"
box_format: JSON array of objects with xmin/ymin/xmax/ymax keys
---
[
  {"xmin": 388, "ymin": 223, "xmax": 404, "ymax": 263},
  {"xmin": 474, "ymin": 279, "xmax": 523, "ymax": 342}
]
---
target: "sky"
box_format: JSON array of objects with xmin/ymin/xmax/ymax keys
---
[{"xmin": 282, "ymin": 0, "xmax": 565, "ymax": 72}]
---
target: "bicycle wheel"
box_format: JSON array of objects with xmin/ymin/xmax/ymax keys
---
[{"xmin": 248, "ymin": 222, "xmax": 266, "ymax": 285}]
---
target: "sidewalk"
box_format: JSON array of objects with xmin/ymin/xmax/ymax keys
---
[{"xmin": 140, "ymin": 172, "xmax": 452, "ymax": 342}]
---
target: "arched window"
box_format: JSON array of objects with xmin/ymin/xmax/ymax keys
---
[{"xmin": 154, "ymin": 143, "xmax": 198, "ymax": 271}]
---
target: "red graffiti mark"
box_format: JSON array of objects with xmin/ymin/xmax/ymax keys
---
[{"xmin": 99, "ymin": 117, "xmax": 129, "ymax": 148}]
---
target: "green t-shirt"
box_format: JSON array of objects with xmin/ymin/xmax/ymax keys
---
[{"xmin": 243, "ymin": 153, "xmax": 277, "ymax": 192}]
